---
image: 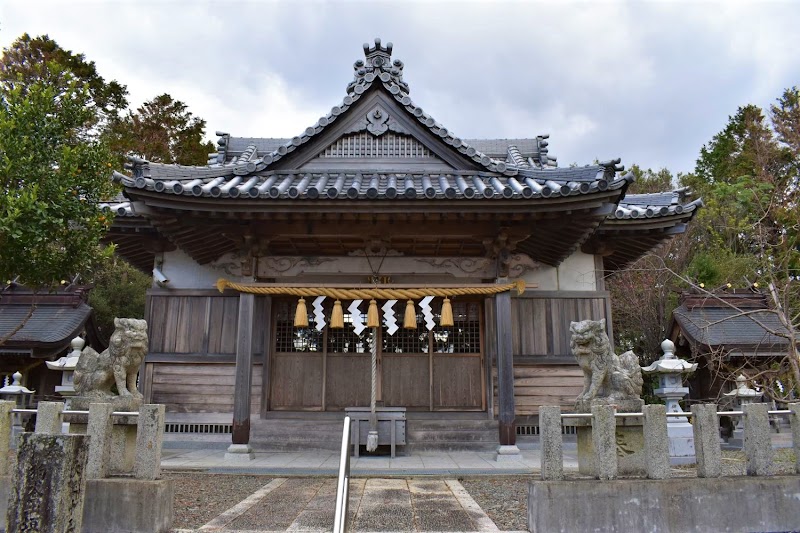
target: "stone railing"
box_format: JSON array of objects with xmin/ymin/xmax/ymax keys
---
[
  {"xmin": 1, "ymin": 400, "xmax": 173, "ymax": 532},
  {"xmin": 1, "ymin": 400, "xmax": 165, "ymax": 480},
  {"xmin": 538, "ymin": 403, "xmax": 800, "ymax": 481}
]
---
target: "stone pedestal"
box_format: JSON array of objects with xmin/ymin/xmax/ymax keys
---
[
  {"xmin": 71, "ymin": 394, "xmax": 142, "ymax": 412},
  {"xmin": 82, "ymin": 478, "xmax": 174, "ymax": 533},
  {"xmin": 7, "ymin": 433, "xmax": 89, "ymax": 533},
  {"xmin": 67, "ymin": 411, "xmax": 138, "ymax": 475},
  {"xmin": 495, "ymin": 444, "xmax": 522, "ymax": 462},
  {"xmin": 666, "ymin": 422, "xmax": 696, "ymax": 465},
  {"xmin": 572, "ymin": 399, "xmax": 645, "ymax": 476},
  {"xmin": 224, "ymin": 443, "xmax": 255, "ymax": 462}
]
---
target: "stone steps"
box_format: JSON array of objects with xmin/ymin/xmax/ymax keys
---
[{"xmin": 249, "ymin": 412, "xmax": 499, "ymax": 452}]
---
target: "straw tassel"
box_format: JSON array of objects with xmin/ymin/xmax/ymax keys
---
[
  {"xmin": 440, "ymin": 297, "xmax": 454, "ymax": 327},
  {"xmin": 330, "ymin": 299, "xmax": 344, "ymax": 328},
  {"xmin": 403, "ymin": 299, "xmax": 417, "ymax": 329},
  {"xmin": 294, "ymin": 298, "xmax": 309, "ymax": 327},
  {"xmin": 367, "ymin": 299, "xmax": 380, "ymax": 328}
]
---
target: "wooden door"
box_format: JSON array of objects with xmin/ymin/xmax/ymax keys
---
[
  {"xmin": 381, "ymin": 300, "xmax": 484, "ymax": 411},
  {"xmin": 269, "ymin": 299, "xmax": 484, "ymax": 411},
  {"xmin": 270, "ymin": 301, "xmax": 324, "ymax": 410}
]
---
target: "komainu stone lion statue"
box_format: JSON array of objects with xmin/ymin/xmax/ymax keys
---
[
  {"xmin": 73, "ymin": 318, "xmax": 148, "ymax": 410},
  {"xmin": 570, "ymin": 318, "xmax": 643, "ymax": 404}
]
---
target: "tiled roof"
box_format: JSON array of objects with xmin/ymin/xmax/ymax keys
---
[
  {"xmin": 673, "ymin": 299, "xmax": 791, "ymax": 355},
  {"xmin": 0, "ymin": 291, "xmax": 92, "ymax": 350},
  {"xmin": 113, "ymin": 166, "xmax": 625, "ymax": 201},
  {"xmin": 205, "ymin": 39, "xmax": 566, "ymax": 176},
  {"xmin": 613, "ymin": 188, "xmax": 702, "ymax": 219}
]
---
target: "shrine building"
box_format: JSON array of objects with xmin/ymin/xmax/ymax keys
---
[{"xmin": 105, "ymin": 39, "xmax": 701, "ymax": 453}]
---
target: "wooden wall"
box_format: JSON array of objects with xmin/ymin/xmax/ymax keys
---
[
  {"xmin": 143, "ymin": 290, "xmax": 268, "ymax": 413},
  {"xmin": 509, "ymin": 291, "xmax": 612, "ymax": 360},
  {"xmin": 493, "ymin": 365, "xmax": 584, "ymax": 416},
  {"xmin": 488, "ymin": 291, "xmax": 610, "ymax": 416},
  {"xmin": 147, "ymin": 362, "xmax": 262, "ymax": 413}
]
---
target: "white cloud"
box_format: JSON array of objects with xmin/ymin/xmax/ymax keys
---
[{"xmin": 2, "ymin": 0, "xmax": 799, "ymax": 175}]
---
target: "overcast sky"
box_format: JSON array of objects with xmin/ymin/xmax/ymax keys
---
[{"xmin": 2, "ymin": 1, "xmax": 798, "ymax": 176}]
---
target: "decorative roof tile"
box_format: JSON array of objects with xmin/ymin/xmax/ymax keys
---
[{"xmin": 113, "ymin": 166, "xmax": 628, "ymax": 201}]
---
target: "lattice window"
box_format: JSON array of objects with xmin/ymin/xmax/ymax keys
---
[
  {"xmin": 380, "ymin": 300, "xmax": 481, "ymax": 354},
  {"xmin": 433, "ymin": 301, "xmax": 481, "ymax": 354},
  {"xmin": 327, "ymin": 301, "xmax": 372, "ymax": 354},
  {"xmin": 274, "ymin": 301, "xmax": 322, "ymax": 352},
  {"xmin": 320, "ymin": 132, "xmax": 431, "ymax": 158},
  {"xmin": 275, "ymin": 299, "xmax": 481, "ymax": 354}
]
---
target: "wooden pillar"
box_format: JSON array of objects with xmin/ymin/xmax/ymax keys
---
[
  {"xmin": 232, "ymin": 293, "xmax": 255, "ymax": 445},
  {"xmin": 495, "ymin": 290, "xmax": 516, "ymax": 445},
  {"xmin": 260, "ymin": 296, "xmax": 273, "ymax": 418}
]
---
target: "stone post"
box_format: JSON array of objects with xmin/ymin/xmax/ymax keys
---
[
  {"xmin": 539, "ymin": 405, "xmax": 563, "ymax": 481},
  {"xmin": 86, "ymin": 403, "xmax": 114, "ymax": 479},
  {"xmin": 7, "ymin": 433, "xmax": 89, "ymax": 533},
  {"xmin": 790, "ymin": 403, "xmax": 800, "ymax": 474},
  {"xmin": 35, "ymin": 401, "xmax": 64, "ymax": 434},
  {"xmin": 134, "ymin": 403, "xmax": 166, "ymax": 480},
  {"xmin": 592, "ymin": 404, "xmax": 617, "ymax": 480},
  {"xmin": 643, "ymin": 404, "xmax": 670, "ymax": 479},
  {"xmin": 691, "ymin": 403, "xmax": 721, "ymax": 478},
  {"xmin": 743, "ymin": 402, "xmax": 773, "ymax": 476},
  {"xmin": 0, "ymin": 400, "xmax": 13, "ymax": 476}
]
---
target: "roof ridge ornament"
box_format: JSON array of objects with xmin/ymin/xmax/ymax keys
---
[{"xmin": 349, "ymin": 38, "xmax": 409, "ymax": 95}]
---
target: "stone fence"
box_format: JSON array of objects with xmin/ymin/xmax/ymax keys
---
[
  {"xmin": 538, "ymin": 403, "xmax": 800, "ymax": 481},
  {"xmin": 531, "ymin": 402, "xmax": 800, "ymax": 533},
  {"xmin": 1, "ymin": 400, "xmax": 173, "ymax": 533},
  {"xmin": 0, "ymin": 400, "xmax": 165, "ymax": 480}
]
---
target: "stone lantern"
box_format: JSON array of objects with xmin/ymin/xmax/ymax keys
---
[
  {"xmin": 723, "ymin": 374, "xmax": 762, "ymax": 446},
  {"xmin": 0, "ymin": 371, "xmax": 35, "ymax": 434},
  {"xmin": 45, "ymin": 336, "xmax": 84, "ymax": 404},
  {"xmin": 641, "ymin": 339, "xmax": 698, "ymax": 465}
]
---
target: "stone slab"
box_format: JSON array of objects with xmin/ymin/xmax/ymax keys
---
[
  {"xmin": 82, "ymin": 478, "xmax": 173, "ymax": 533},
  {"xmin": 576, "ymin": 425, "xmax": 645, "ymax": 476},
  {"xmin": 7, "ymin": 433, "xmax": 88, "ymax": 533},
  {"xmin": 529, "ymin": 477, "xmax": 800, "ymax": 533},
  {"xmin": 0, "ymin": 475, "xmax": 8, "ymax": 531},
  {"xmin": 666, "ymin": 422, "xmax": 696, "ymax": 465}
]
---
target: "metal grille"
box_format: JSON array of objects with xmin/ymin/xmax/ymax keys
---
[
  {"xmin": 516, "ymin": 425, "xmax": 577, "ymax": 436},
  {"xmin": 320, "ymin": 132, "xmax": 431, "ymax": 158},
  {"xmin": 275, "ymin": 301, "xmax": 322, "ymax": 352},
  {"xmin": 165, "ymin": 423, "xmax": 232, "ymax": 434}
]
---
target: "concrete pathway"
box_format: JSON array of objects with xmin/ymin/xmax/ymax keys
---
[
  {"xmin": 173, "ymin": 477, "xmax": 524, "ymax": 532},
  {"xmin": 162, "ymin": 445, "xmax": 579, "ymax": 476}
]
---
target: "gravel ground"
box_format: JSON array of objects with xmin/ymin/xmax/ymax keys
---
[{"xmin": 164, "ymin": 472, "xmax": 275, "ymax": 530}]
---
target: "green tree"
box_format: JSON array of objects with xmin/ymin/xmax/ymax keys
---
[
  {"xmin": 108, "ymin": 93, "xmax": 214, "ymax": 165},
  {"xmin": 0, "ymin": 33, "xmax": 128, "ymax": 129},
  {"xmin": 87, "ymin": 258, "xmax": 150, "ymax": 344},
  {"xmin": 671, "ymin": 94, "xmax": 800, "ymax": 398},
  {"xmin": 0, "ymin": 76, "xmax": 117, "ymax": 288}
]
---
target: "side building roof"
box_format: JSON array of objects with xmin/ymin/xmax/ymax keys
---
[{"xmin": 671, "ymin": 291, "xmax": 792, "ymax": 358}]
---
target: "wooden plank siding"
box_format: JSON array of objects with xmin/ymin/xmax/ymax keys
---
[
  {"xmin": 510, "ymin": 291, "xmax": 610, "ymax": 360},
  {"xmin": 493, "ymin": 292, "xmax": 609, "ymax": 415},
  {"xmin": 150, "ymin": 362, "xmax": 262, "ymax": 413},
  {"xmin": 144, "ymin": 290, "xmax": 269, "ymax": 413},
  {"xmin": 492, "ymin": 365, "xmax": 584, "ymax": 416}
]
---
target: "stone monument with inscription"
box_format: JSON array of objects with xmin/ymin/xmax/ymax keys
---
[{"xmin": 567, "ymin": 319, "xmax": 645, "ymax": 475}]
